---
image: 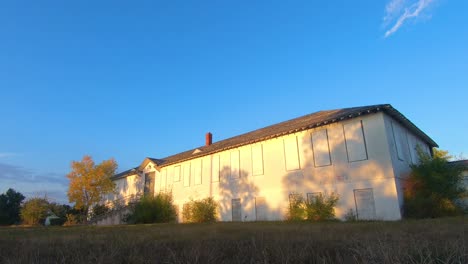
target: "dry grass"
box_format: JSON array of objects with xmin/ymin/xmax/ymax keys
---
[{"xmin": 0, "ymin": 217, "xmax": 466, "ymax": 263}]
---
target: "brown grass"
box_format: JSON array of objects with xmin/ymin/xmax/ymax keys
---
[{"xmin": 0, "ymin": 217, "xmax": 466, "ymax": 263}]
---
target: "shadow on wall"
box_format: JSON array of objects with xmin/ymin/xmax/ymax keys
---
[
  {"xmin": 218, "ymin": 166, "xmax": 278, "ymax": 222},
  {"xmin": 282, "ymin": 125, "xmax": 403, "ymax": 220}
]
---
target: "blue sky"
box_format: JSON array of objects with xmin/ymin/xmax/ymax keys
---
[{"xmin": 1, "ymin": 0, "xmax": 467, "ymax": 203}]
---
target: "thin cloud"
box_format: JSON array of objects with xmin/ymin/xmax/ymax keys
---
[
  {"xmin": 0, "ymin": 162, "xmax": 68, "ymax": 187},
  {"xmin": 0, "ymin": 152, "xmax": 18, "ymax": 158},
  {"xmin": 383, "ymin": 0, "xmax": 434, "ymax": 38}
]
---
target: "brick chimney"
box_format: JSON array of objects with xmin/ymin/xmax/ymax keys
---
[{"xmin": 205, "ymin": 132, "xmax": 212, "ymax": 146}]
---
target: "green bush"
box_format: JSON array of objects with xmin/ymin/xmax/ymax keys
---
[
  {"xmin": 287, "ymin": 193, "xmax": 339, "ymax": 221},
  {"xmin": 125, "ymin": 193, "xmax": 176, "ymax": 224},
  {"xmin": 20, "ymin": 198, "xmax": 49, "ymax": 225},
  {"xmin": 287, "ymin": 194, "xmax": 305, "ymax": 221},
  {"xmin": 90, "ymin": 204, "xmax": 110, "ymax": 218},
  {"xmin": 404, "ymin": 148, "xmax": 465, "ymax": 218},
  {"xmin": 182, "ymin": 197, "xmax": 218, "ymax": 223}
]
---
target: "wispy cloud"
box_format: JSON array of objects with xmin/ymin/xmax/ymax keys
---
[
  {"xmin": 0, "ymin": 162, "xmax": 68, "ymax": 187},
  {"xmin": 383, "ymin": 0, "xmax": 435, "ymax": 38},
  {"xmin": 0, "ymin": 152, "xmax": 18, "ymax": 158}
]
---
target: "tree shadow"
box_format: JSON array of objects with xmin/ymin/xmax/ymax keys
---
[
  {"xmin": 217, "ymin": 166, "xmax": 279, "ymax": 222},
  {"xmin": 281, "ymin": 118, "xmax": 414, "ymax": 221}
]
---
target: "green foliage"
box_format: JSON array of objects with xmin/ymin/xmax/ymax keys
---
[
  {"xmin": 182, "ymin": 197, "xmax": 218, "ymax": 223},
  {"xmin": 91, "ymin": 204, "xmax": 110, "ymax": 218},
  {"xmin": 21, "ymin": 198, "xmax": 50, "ymax": 225},
  {"xmin": 125, "ymin": 193, "xmax": 176, "ymax": 224},
  {"xmin": 404, "ymin": 147, "xmax": 465, "ymax": 218},
  {"xmin": 287, "ymin": 193, "xmax": 339, "ymax": 221},
  {"xmin": 0, "ymin": 188, "xmax": 25, "ymax": 225}
]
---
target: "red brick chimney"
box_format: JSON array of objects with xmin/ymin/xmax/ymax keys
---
[{"xmin": 205, "ymin": 132, "xmax": 212, "ymax": 146}]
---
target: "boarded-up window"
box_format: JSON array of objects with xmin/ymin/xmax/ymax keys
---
[
  {"xmin": 284, "ymin": 136, "xmax": 300, "ymax": 171},
  {"xmin": 343, "ymin": 120, "xmax": 368, "ymax": 162},
  {"xmin": 231, "ymin": 150, "xmax": 240, "ymax": 179},
  {"xmin": 312, "ymin": 129, "xmax": 332, "ymax": 167},
  {"xmin": 160, "ymin": 169, "xmax": 167, "ymax": 191},
  {"xmin": 252, "ymin": 144, "xmax": 264, "ymax": 176},
  {"xmin": 174, "ymin": 166, "xmax": 181, "ymax": 182},
  {"xmin": 307, "ymin": 192, "xmax": 322, "ymax": 203},
  {"xmin": 255, "ymin": 197, "xmax": 267, "ymax": 221},
  {"xmin": 354, "ymin": 188, "xmax": 376, "ymax": 220},
  {"xmin": 231, "ymin": 198, "xmax": 242, "ymax": 221},
  {"xmin": 194, "ymin": 159, "xmax": 202, "ymax": 185},
  {"xmin": 144, "ymin": 172, "xmax": 155, "ymax": 197},
  {"xmin": 391, "ymin": 122, "xmax": 405, "ymax": 161},
  {"xmin": 212, "ymin": 155, "xmax": 220, "ymax": 182},
  {"xmin": 183, "ymin": 163, "xmax": 191, "ymax": 187}
]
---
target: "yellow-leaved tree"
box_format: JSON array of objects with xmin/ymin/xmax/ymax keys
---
[{"xmin": 67, "ymin": 155, "xmax": 117, "ymax": 222}]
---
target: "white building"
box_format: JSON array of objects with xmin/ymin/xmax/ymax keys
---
[{"xmin": 108, "ymin": 104, "xmax": 437, "ymax": 222}]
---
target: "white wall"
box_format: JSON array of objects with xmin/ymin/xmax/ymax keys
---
[
  {"xmin": 382, "ymin": 114, "xmax": 432, "ymax": 213},
  {"xmin": 139, "ymin": 112, "xmax": 403, "ymax": 221}
]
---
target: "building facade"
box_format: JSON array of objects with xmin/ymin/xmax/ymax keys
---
[{"xmin": 108, "ymin": 104, "xmax": 437, "ymax": 222}]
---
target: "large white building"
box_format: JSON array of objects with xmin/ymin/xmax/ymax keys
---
[{"xmin": 107, "ymin": 104, "xmax": 438, "ymax": 222}]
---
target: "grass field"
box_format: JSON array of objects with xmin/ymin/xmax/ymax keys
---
[{"xmin": 0, "ymin": 217, "xmax": 466, "ymax": 263}]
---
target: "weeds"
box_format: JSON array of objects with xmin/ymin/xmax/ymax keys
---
[{"xmin": 0, "ymin": 217, "xmax": 466, "ymax": 264}]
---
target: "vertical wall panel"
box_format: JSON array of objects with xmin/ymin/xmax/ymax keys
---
[
  {"xmin": 194, "ymin": 159, "xmax": 202, "ymax": 185},
  {"xmin": 212, "ymin": 155, "xmax": 220, "ymax": 182},
  {"xmin": 174, "ymin": 166, "xmax": 181, "ymax": 182},
  {"xmin": 284, "ymin": 136, "xmax": 300, "ymax": 171},
  {"xmin": 354, "ymin": 188, "xmax": 376, "ymax": 220},
  {"xmin": 255, "ymin": 197, "xmax": 267, "ymax": 221},
  {"xmin": 183, "ymin": 163, "xmax": 191, "ymax": 187},
  {"xmin": 231, "ymin": 198, "xmax": 242, "ymax": 221},
  {"xmin": 343, "ymin": 120, "xmax": 368, "ymax": 162},
  {"xmin": 312, "ymin": 129, "xmax": 332, "ymax": 167},
  {"xmin": 160, "ymin": 169, "xmax": 167, "ymax": 191},
  {"xmin": 391, "ymin": 122, "xmax": 405, "ymax": 161},
  {"xmin": 251, "ymin": 144, "xmax": 264, "ymax": 176},
  {"xmin": 231, "ymin": 150, "xmax": 240, "ymax": 179}
]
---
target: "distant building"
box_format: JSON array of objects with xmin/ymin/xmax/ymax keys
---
[{"xmin": 106, "ymin": 104, "xmax": 437, "ymax": 222}]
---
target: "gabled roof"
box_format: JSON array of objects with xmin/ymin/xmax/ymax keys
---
[
  {"xmin": 155, "ymin": 104, "xmax": 437, "ymax": 168},
  {"xmin": 111, "ymin": 167, "xmax": 140, "ymax": 180}
]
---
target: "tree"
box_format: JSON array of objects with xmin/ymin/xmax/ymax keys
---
[
  {"xmin": 20, "ymin": 197, "xmax": 49, "ymax": 225},
  {"xmin": 66, "ymin": 155, "xmax": 117, "ymax": 220},
  {"xmin": 0, "ymin": 188, "xmax": 25, "ymax": 225},
  {"xmin": 404, "ymin": 148, "xmax": 465, "ymax": 218}
]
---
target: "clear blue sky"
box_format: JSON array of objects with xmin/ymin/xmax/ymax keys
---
[{"xmin": 1, "ymin": 1, "xmax": 467, "ymax": 203}]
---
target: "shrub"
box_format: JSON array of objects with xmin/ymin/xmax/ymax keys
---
[
  {"xmin": 125, "ymin": 193, "xmax": 176, "ymax": 224},
  {"xmin": 20, "ymin": 198, "xmax": 49, "ymax": 225},
  {"xmin": 182, "ymin": 197, "xmax": 218, "ymax": 223},
  {"xmin": 404, "ymin": 148, "xmax": 465, "ymax": 218},
  {"xmin": 63, "ymin": 214, "xmax": 79, "ymax": 226},
  {"xmin": 304, "ymin": 193, "xmax": 339, "ymax": 221},
  {"xmin": 286, "ymin": 193, "xmax": 339, "ymax": 221},
  {"xmin": 90, "ymin": 204, "xmax": 110, "ymax": 218},
  {"xmin": 286, "ymin": 194, "xmax": 305, "ymax": 221}
]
